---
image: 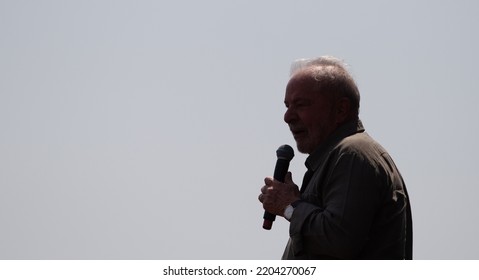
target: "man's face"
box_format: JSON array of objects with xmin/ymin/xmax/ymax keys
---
[{"xmin": 284, "ymin": 71, "xmax": 338, "ymax": 154}]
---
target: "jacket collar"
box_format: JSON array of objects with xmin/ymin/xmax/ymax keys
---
[{"xmin": 305, "ymin": 118, "xmax": 365, "ymax": 172}]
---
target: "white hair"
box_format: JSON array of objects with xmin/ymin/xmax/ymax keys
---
[{"xmin": 289, "ymin": 56, "xmax": 349, "ymax": 76}]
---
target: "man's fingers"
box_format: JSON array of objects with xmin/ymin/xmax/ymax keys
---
[
  {"xmin": 261, "ymin": 184, "xmax": 271, "ymax": 194},
  {"xmin": 264, "ymin": 176, "xmax": 274, "ymax": 185}
]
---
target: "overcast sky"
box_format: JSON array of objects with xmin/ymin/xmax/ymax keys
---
[{"xmin": 1, "ymin": 0, "xmax": 479, "ymax": 259}]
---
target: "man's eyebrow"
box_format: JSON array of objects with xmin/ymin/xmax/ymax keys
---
[{"xmin": 285, "ymin": 97, "xmax": 311, "ymax": 105}]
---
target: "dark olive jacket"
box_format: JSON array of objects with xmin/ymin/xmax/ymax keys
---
[{"xmin": 282, "ymin": 119, "xmax": 412, "ymax": 259}]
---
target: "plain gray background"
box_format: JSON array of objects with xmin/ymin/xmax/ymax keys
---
[{"xmin": 1, "ymin": 0, "xmax": 478, "ymax": 259}]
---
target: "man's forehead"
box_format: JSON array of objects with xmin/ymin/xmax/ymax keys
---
[
  {"xmin": 284, "ymin": 83, "xmax": 315, "ymax": 104},
  {"xmin": 286, "ymin": 71, "xmax": 317, "ymax": 94}
]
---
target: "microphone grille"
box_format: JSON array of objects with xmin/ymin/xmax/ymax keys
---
[{"xmin": 276, "ymin": 144, "xmax": 294, "ymax": 160}]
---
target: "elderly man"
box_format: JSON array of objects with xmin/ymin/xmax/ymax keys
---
[{"xmin": 259, "ymin": 56, "xmax": 412, "ymax": 259}]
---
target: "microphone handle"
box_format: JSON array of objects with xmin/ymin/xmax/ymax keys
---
[{"xmin": 262, "ymin": 158, "xmax": 290, "ymax": 230}]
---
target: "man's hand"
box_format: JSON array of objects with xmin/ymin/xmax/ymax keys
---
[{"xmin": 258, "ymin": 172, "xmax": 300, "ymax": 216}]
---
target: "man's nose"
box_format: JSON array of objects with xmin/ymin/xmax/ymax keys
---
[{"xmin": 284, "ymin": 107, "xmax": 296, "ymax": 124}]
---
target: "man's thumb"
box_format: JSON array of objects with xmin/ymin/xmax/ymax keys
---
[{"xmin": 284, "ymin": 171, "xmax": 293, "ymax": 184}]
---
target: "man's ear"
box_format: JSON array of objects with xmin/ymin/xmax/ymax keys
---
[{"xmin": 335, "ymin": 97, "xmax": 352, "ymax": 124}]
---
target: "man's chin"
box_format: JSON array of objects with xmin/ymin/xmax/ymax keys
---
[{"xmin": 294, "ymin": 142, "xmax": 312, "ymax": 154}]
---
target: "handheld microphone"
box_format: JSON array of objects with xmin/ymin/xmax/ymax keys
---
[{"xmin": 263, "ymin": 144, "xmax": 295, "ymax": 230}]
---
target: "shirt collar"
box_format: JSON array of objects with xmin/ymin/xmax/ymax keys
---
[{"xmin": 305, "ymin": 118, "xmax": 365, "ymax": 172}]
